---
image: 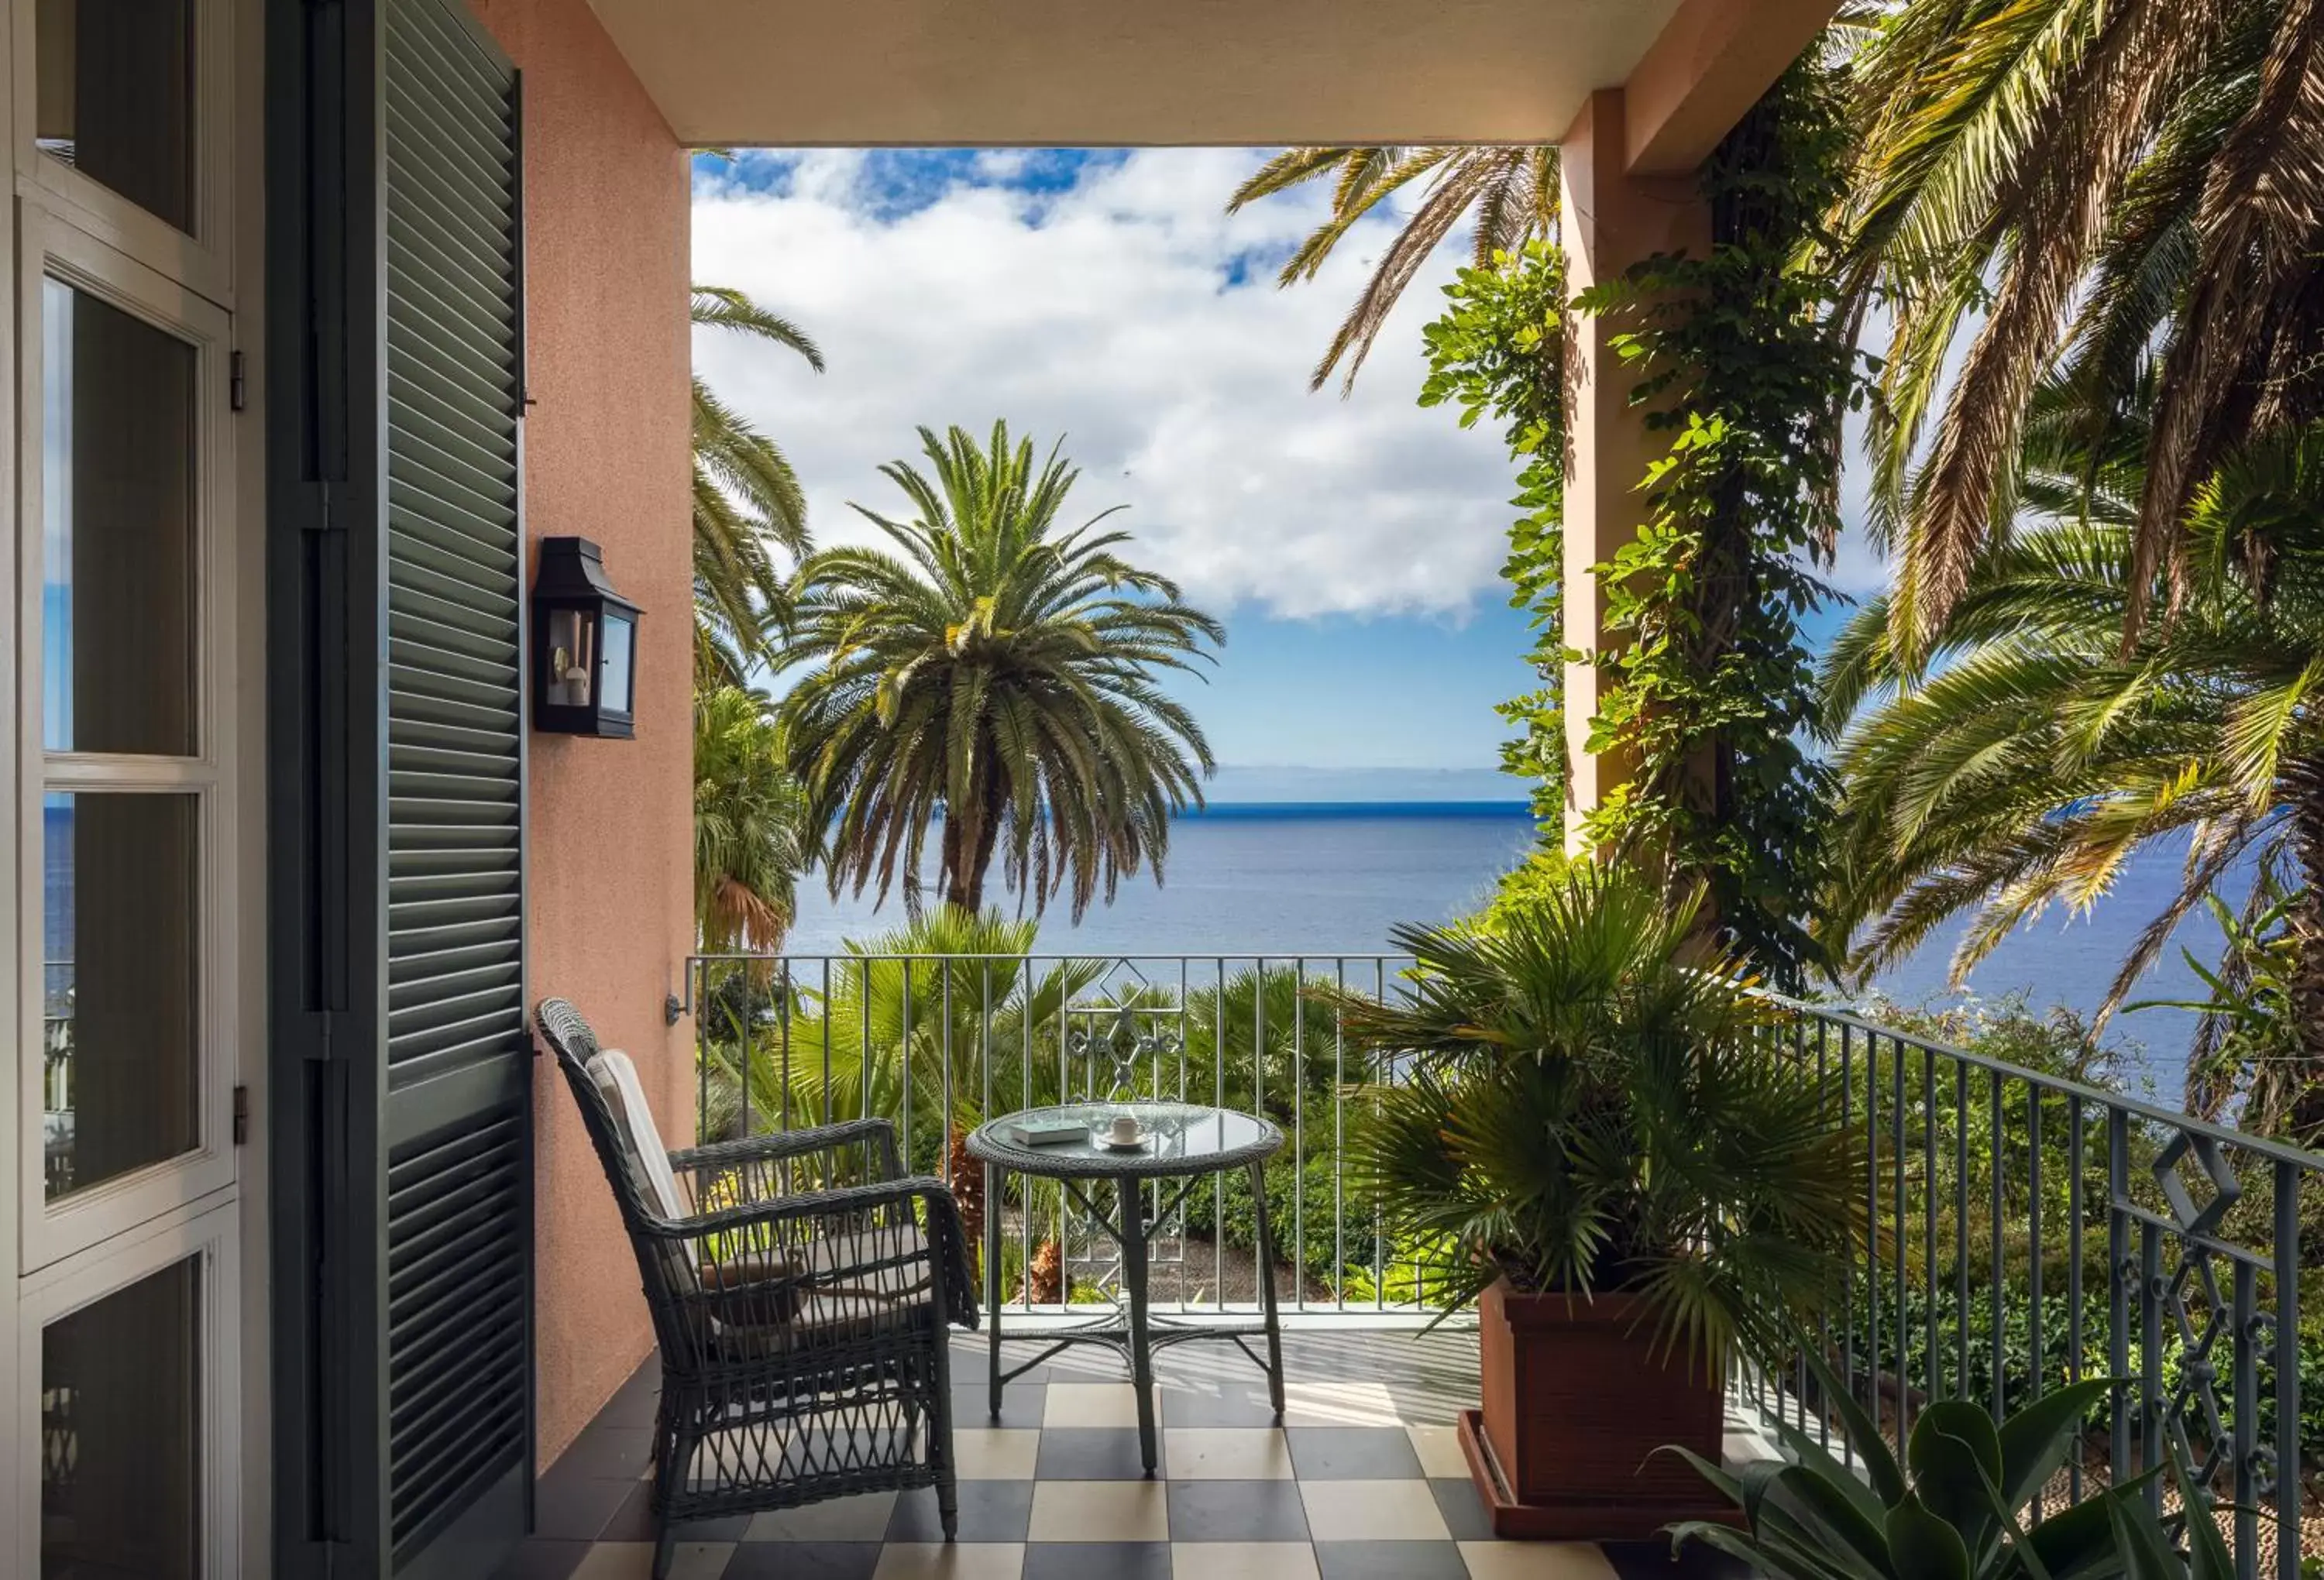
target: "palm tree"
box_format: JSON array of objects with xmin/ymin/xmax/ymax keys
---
[
  {"xmin": 1820, "ymin": 408, "xmax": 2324, "ymax": 1135},
  {"xmin": 693, "ymin": 285, "xmax": 823, "ymax": 684},
  {"xmin": 1835, "ymin": 0, "xmax": 2324, "ymax": 654},
  {"xmin": 693, "ymin": 683, "xmax": 810, "ymax": 955},
  {"xmin": 1225, "ymin": 147, "xmax": 1556, "ymax": 393},
  {"xmin": 779, "ymin": 421, "xmax": 1224, "ymax": 919}
]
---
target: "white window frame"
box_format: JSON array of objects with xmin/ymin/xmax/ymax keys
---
[
  {"xmin": 11, "ymin": 1192, "xmax": 241, "ymax": 1580},
  {"xmin": 11, "ymin": 0, "xmax": 235, "ymax": 310},
  {"xmin": 13, "ymin": 210, "xmax": 238, "ymax": 1276}
]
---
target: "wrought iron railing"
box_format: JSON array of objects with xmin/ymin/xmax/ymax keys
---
[
  {"xmin": 43, "ymin": 959, "xmax": 72, "ymax": 1197},
  {"xmin": 681, "ymin": 952, "xmax": 1428, "ymax": 1314},
  {"xmin": 680, "ymin": 953, "xmax": 2319, "ymax": 1575},
  {"xmin": 1755, "ymin": 994, "xmax": 2317, "ymax": 1580}
]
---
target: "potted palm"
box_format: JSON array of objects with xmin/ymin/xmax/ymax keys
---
[{"xmin": 1332, "ymin": 863, "xmax": 1860, "ymax": 1539}]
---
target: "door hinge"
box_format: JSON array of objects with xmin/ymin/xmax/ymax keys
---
[
  {"xmin": 232, "ymin": 1084, "xmax": 249, "ymax": 1146},
  {"xmin": 229, "ymin": 349, "xmax": 246, "ymax": 412}
]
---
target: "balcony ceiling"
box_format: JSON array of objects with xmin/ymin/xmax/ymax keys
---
[{"xmin": 585, "ymin": 0, "xmax": 1693, "ymax": 149}]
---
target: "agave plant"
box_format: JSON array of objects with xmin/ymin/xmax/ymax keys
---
[
  {"xmin": 1329, "ymin": 862, "xmax": 1862, "ymax": 1376},
  {"xmin": 1671, "ymin": 1348, "xmax": 2231, "ymax": 1580}
]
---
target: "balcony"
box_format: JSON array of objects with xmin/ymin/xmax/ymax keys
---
[{"xmin": 502, "ymin": 951, "xmax": 2324, "ymax": 1579}]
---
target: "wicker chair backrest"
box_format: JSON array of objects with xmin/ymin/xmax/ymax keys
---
[{"xmin": 533, "ymin": 998, "xmax": 704, "ymax": 1348}]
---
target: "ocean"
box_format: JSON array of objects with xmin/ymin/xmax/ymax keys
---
[
  {"xmin": 40, "ymin": 794, "xmax": 2221, "ymax": 1100},
  {"xmin": 784, "ymin": 800, "xmax": 2223, "ymax": 1095}
]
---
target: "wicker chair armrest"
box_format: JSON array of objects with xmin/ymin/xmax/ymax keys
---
[
  {"xmin": 641, "ymin": 1176, "xmax": 979, "ymax": 1330},
  {"xmin": 669, "ymin": 1117, "xmax": 902, "ymax": 1178}
]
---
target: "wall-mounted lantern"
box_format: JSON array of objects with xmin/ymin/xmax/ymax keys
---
[{"xmin": 531, "ymin": 537, "xmax": 641, "ymax": 739}]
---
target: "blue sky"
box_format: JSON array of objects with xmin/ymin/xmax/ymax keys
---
[{"xmin": 693, "ymin": 149, "xmax": 1886, "ymax": 794}]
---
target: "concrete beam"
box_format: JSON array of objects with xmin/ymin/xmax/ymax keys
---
[{"xmin": 1624, "ymin": 0, "xmax": 1842, "ymax": 174}]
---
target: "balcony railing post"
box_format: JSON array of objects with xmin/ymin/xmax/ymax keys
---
[
  {"xmin": 2067, "ymin": 1092, "xmax": 2085, "ymax": 1504},
  {"xmin": 1923, "ymin": 1043, "xmax": 1940, "ymax": 1408},
  {"xmin": 1840, "ymin": 1020, "xmax": 1856, "ymax": 1469},
  {"xmin": 2140, "ymin": 1217, "xmax": 2163, "ymax": 1513},
  {"xmin": 2027, "ymin": 1083, "xmax": 2044, "ymax": 1519},
  {"xmin": 939, "ymin": 968, "xmax": 953, "ymax": 1182},
  {"xmin": 741, "ymin": 960, "xmax": 755, "ymax": 1139},
  {"xmin": 2109, "ymin": 1105, "xmax": 2132, "ymax": 1485},
  {"xmin": 1893, "ymin": 1035, "xmax": 1909, "ymax": 1445},
  {"xmin": 1956, "ymin": 1058, "xmax": 1971, "ymax": 1400},
  {"xmin": 2272, "ymin": 1159, "xmax": 2299, "ymax": 1580},
  {"xmin": 2233, "ymin": 1257, "xmax": 2259, "ymax": 1580},
  {"xmin": 1293, "ymin": 957, "xmax": 1305, "ymax": 1313},
  {"xmin": 1990, "ymin": 1066, "xmax": 2006, "ymax": 1425},
  {"xmin": 692, "ymin": 957, "xmax": 706, "ymax": 1141}
]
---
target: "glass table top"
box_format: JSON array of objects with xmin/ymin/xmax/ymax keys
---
[{"xmin": 965, "ymin": 1101, "xmax": 1283, "ymax": 1176}]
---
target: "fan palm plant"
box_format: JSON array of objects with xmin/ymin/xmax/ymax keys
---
[
  {"xmin": 1836, "ymin": 0, "xmax": 2324, "ymax": 654},
  {"xmin": 1224, "ymin": 146, "xmax": 1556, "ymax": 393},
  {"xmin": 693, "ymin": 684, "xmax": 809, "ymax": 955},
  {"xmin": 747, "ymin": 908, "xmax": 1104, "ymax": 1140},
  {"xmin": 692, "ymin": 284, "xmax": 823, "ymax": 685},
  {"xmin": 696, "ymin": 905, "xmax": 1105, "ymax": 1298},
  {"xmin": 1329, "ymin": 862, "xmax": 1860, "ymax": 1375},
  {"xmin": 1820, "ymin": 407, "xmax": 2324, "ymax": 1136},
  {"xmin": 779, "ymin": 421, "xmax": 1224, "ymax": 920}
]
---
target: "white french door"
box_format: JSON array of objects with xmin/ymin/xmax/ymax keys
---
[{"xmin": 5, "ymin": 1, "xmax": 246, "ymax": 1575}]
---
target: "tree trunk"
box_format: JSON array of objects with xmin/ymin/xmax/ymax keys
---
[
  {"xmin": 940, "ymin": 769, "xmax": 1004, "ymax": 915},
  {"xmin": 942, "ymin": 815, "xmax": 994, "ymax": 914},
  {"xmin": 2278, "ymin": 760, "xmax": 2324, "ymax": 1144},
  {"xmin": 947, "ymin": 1125, "xmax": 986, "ymax": 1276}
]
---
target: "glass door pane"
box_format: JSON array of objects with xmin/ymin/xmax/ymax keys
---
[
  {"xmin": 41, "ymin": 792, "xmax": 200, "ymax": 1200},
  {"xmin": 34, "ymin": 0, "xmax": 198, "ymax": 234},
  {"xmin": 40, "ymin": 1255, "xmax": 201, "ymax": 1578},
  {"xmin": 41, "ymin": 276, "xmax": 198, "ymax": 757}
]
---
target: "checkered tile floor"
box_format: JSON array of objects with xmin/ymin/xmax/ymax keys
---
[{"xmin": 499, "ymin": 1328, "xmax": 1755, "ymax": 1580}]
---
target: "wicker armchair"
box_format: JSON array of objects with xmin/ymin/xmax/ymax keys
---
[{"xmin": 535, "ymin": 998, "xmax": 978, "ymax": 1576}]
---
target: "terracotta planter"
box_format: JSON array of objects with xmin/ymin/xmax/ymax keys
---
[{"xmin": 1456, "ymin": 1279, "xmax": 1741, "ymax": 1540}]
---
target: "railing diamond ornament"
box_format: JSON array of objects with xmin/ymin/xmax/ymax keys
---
[
  {"xmin": 1065, "ymin": 988, "xmax": 1185, "ymax": 1102},
  {"xmin": 1060, "ymin": 966, "xmax": 1190, "ymax": 1292},
  {"xmin": 2148, "ymin": 1129, "xmax": 2244, "ymax": 1495}
]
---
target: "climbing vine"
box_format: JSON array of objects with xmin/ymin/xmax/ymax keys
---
[
  {"xmin": 1418, "ymin": 239, "xmax": 1568, "ymax": 824},
  {"xmin": 1574, "ymin": 54, "xmax": 1864, "ymax": 987},
  {"xmin": 1415, "ymin": 56, "xmax": 1862, "ymax": 984}
]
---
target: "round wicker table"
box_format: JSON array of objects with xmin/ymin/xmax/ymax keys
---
[{"xmin": 965, "ymin": 1101, "xmax": 1287, "ymax": 1474}]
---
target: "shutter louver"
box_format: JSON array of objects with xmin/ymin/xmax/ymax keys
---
[{"xmin": 380, "ymin": 0, "xmax": 529, "ymax": 1570}]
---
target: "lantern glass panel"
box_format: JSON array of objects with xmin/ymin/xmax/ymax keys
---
[
  {"xmin": 598, "ymin": 613, "xmax": 634, "ymax": 716},
  {"xmin": 545, "ymin": 607, "xmax": 594, "ymax": 709}
]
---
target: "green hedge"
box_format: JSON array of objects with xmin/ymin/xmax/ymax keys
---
[
  {"xmin": 1831, "ymin": 1278, "xmax": 2322, "ymax": 1468},
  {"xmin": 1177, "ymin": 1152, "xmax": 1382, "ymax": 1287}
]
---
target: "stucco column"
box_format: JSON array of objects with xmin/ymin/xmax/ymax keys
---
[{"xmin": 1559, "ymin": 88, "xmax": 1712, "ymax": 853}]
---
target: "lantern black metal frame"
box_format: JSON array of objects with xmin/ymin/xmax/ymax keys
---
[{"xmin": 531, "ymin": 536, "xmax": 641, "ymax": 738}]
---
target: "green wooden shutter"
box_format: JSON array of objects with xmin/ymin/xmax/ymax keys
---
[
  {"xmin": 381, "ymin": 0, "xmax": 531, "ymax": 1570},
  {"xmin": 269, "ymin": 0, "xmax": 530, "ymax": 1575}
]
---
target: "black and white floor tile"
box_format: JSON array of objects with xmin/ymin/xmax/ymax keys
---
[{"xmin": 501, "ymin": 1330, "xmax": 1756, "ymax": 1580}]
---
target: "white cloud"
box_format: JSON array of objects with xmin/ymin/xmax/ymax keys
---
[
  {"xmin": 692, "ymin": 148, "xmax": 1905, "ymax": 622},
  {"xmin": 691, "ymin": 149, "xmax": 1516, "ymax": 620}
]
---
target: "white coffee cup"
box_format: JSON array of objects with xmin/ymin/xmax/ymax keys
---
[{"xmin": 1108, "ymin": 1113, "xmax": 1142, "ymax": 1146}]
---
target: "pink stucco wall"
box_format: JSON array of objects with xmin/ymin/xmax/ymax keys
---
[{"xmin": 463, "ymin": 0, "xmax": 695, "ymax": 1472}]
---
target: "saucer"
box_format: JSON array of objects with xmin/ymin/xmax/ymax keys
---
[{"xmin": 1097, "ymin": 1132, "xmax": 1148, "ymax": 1151}]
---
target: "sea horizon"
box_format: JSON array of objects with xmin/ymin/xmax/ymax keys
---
[{"xmin": 782, "ymin": 795, "xmax": 2216, "ymax": 1098}]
